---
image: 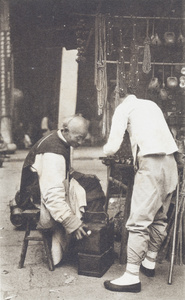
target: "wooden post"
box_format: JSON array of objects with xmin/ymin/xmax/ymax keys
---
[{"xmin": 0, "ymin": 0, "xmax": 16, "ymax": 152}]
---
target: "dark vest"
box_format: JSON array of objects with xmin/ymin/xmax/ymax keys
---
[{"xmin": 18, "ymin": 131, "xmax": 70, "ymax": 209}]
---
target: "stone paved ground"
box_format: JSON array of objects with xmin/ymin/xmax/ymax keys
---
[{"xmin": 0, "ymin": 148, "xmax": 184, "ymax": 300}]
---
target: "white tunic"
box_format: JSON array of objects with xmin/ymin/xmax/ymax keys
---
[{"xmin": 103, "ymin": 95, "xmax": 178, "ymax": 161}]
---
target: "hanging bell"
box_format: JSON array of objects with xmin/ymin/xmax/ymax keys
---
[
  {"xmin": 180, "ymin": 82, "xmax": 185, "ymax": 88},
  {"xmin": 164, "ymin": 32, "xmax": 175, "ymax": 46},
  {"xmin": 167, "ymin": 76, "xmax": 178, "ymax": 88},
  {"xmin": 167, "ymin": 65, "xmax": 178, "ymax": 88},
  {"xmin": 151, "ymin": 33, "xmax": 162, "ymax": 46},
  {"xmin": 177, "ymin": 32, "xmax": 185, "ymax": 43},
  {"xmin": 181, "ymin": 67, "xmax": 185, "ymax": 75},
  {"xmin": 159, "ymin": 64, "xmax": 168, "ymax": 100},
  {"xmin": 148, "ymin": 63, "xmax": 160, "ymax": 91},
  {"xmin": 159, "ymin": 88, "xmax": 168, "ymax": 100},
  {"xmin": 179, "ymin": 76, "xmax": 185, "ymax": 88},
  {"xmin": 148, "ymin": 77, "xmax": 160, "ymax": 90}
]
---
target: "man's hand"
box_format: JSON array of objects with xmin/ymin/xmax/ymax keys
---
[{"xmin": 73, "ymin": 223, "xmax": 89, "ymax": 240}]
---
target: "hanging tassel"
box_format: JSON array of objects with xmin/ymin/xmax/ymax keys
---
[
  {"xmin": 142, "ymin": 19, "xmax": 151, "ymax": 74},
  {"xmin": 142, "ymin": 40, "xmax": 151, "ymax": 74},
  {"xmin": 95, "ymin": 14, "xmax": 107, "ymax": 118}
]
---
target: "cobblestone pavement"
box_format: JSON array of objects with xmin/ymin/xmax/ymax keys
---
[{"xmin": 0, "ymin": 148, "xmax": 184, "ymax": 300}]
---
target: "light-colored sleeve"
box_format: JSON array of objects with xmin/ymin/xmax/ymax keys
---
[
  {"xmin": 103, "ymin": 106, "xmax": 128, "ymax": 155},
  {"xmin": 38, "ymin": 153, "xmax": 82, "ymax": 233}
]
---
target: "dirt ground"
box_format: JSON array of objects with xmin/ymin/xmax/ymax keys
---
[{"xmin": 0, "ymin": 148, "xmax": 184, "ymax": 300}]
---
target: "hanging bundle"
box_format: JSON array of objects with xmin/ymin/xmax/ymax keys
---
[
  {"xmin": 142, "ymin": 19, "xmax": 151, "ymax": 74},
  {"xmin": 94, "ymin": 14, "xmax": 107, "ymax": 117},
  {"xmin": 151, "ymin": 19, "xmax": 162, "ymax": 46},
  {"xmin": 177, "ymin": 22, "xmax": 185, "ymax": 44}
]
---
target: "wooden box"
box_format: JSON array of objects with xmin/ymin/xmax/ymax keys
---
[
  {"xmin": 78, "ymin": 247, "xmax": 114, "ymax": 277},
  {"xmin": 78, "ymin": 219, "xmax": 114, "ymax": 255}
]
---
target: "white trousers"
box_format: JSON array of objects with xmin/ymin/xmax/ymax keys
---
[{"xmin": 126, "ymin": 154, "xmax": 178, "ymax": 265}]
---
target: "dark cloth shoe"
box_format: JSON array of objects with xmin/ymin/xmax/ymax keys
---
[
  {"xmin": 140, "ymin": 264, "xmax": 155, "ymax": 277},
  {"xmin": 104, "ymin": 280, "xmax": 141, "ymax": 293}
]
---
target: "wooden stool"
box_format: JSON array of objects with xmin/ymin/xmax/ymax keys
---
[{"xmin": 18, "ymin": 209, "xmax": 54, "ymax": 271}]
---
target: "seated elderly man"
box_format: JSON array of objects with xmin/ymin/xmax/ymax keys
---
[{"xmin": 16, "ymin": 114, "xmax": 105, "ymax": 265}]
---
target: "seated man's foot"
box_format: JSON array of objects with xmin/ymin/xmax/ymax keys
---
[
  {"xmin": 140, "ymin": 264, "xmax": 155, "ymax": 277},
  {"xmin": 104, "ymin": 272, "xmax": 141, "ymax": 293}
]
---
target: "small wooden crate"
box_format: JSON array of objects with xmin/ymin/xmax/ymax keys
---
[
  {"xmin": 78, "ymin": 219, "xmax": 114, "ymax": 255},
  {"xmin": 78, "ymin": 247, "xmax": 114, "ymax": 277}
]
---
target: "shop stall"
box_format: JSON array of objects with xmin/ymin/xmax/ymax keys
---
[{"xmin": 91, "ymin": 6, "xmax": 185, "ymax": 275}]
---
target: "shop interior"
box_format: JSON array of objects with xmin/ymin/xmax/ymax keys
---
[{"xmin": 8, "ymin": 0, "xmax": 184, "ymax": 147}]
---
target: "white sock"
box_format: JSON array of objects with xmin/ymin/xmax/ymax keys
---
[
  {"xmin": 110, "ymin": 264, "xmax": 140, "ymax": 285},
  {"xmin": 142, "ymin": 251, "xmax": 157, "ymax": 269},
  {"xmin": 142, "ymin": 258, "xmax": 156, "ymax": 270},
  {"xmin": 126, "ymin": 263, "xmax": 140, "ymax": 276}
]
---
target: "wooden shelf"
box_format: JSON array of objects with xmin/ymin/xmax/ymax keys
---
[{"xmin": 104, "ymin": 60, "xmax": 185, "ymax": 66}]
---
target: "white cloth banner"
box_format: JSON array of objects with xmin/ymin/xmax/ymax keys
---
[{"xmin": 58, "ymin": 47, "xmax": 78, "ymax": 129}]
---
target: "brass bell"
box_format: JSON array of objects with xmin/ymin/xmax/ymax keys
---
[
  {"xmin": 177, "ymin": 32, "xmax": 185, "ymax": 43},
  {"xmin": 159, "ymin": 88, "xmax": 168, "ymax": 100},
  {"xmin": 151, "ymin": 33, "xmax": 162, "ymax": 46},
  {"xmin": 160, "ymin": 64, "xmax": 168, "ymax": 100},
  {"xmin": 148, "ymin": 77, "xmax": 160, "ymax": 90},
  {"xmin": 167, "ymin": 65, "xmax": 178, "ymax": 88},
  {"xmin": 167, "ymin": 77, "xmax": 178, "ymax": 88},
  {"xmin": 181, "ymin": 67, "xmax": 185, "ymax": 75},
  {"xmin": 179, "ymin": 76, "xmax": 185, "ymax": 88},
  {"xmin": 164, "ymin": 32, "xmax": 175, "ymax": 46},
  {"xmin": 148, "ymin": 64, "xmax": 160, "ymax": 91}
]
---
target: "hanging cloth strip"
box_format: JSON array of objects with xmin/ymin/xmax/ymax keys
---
[{"xmin": 142, "ymin": 19, "xmax": 151, "ymax": 74}]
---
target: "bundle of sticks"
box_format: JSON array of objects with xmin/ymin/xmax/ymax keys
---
[{"xmin": 159, "ymin": 163, "xmax": 185, "ymax": 283}]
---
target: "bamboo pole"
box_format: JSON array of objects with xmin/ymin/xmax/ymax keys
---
[{"xmin": 168, "ymin": 178, "xmax": 180, "ymax": 285}]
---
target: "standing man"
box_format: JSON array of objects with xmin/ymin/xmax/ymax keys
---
[
  {"xmin": 18, "ymin": 114, "xmax": 90, "ymax": 265},
  {"xmin": 103, "ymin": 90, "xmax": 178, "ymax": 293}
]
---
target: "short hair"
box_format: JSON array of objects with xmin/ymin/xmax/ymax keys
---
[
  {"xmin": 62, "ymin": 114, "xmax": 82, "ymax": 127},
  {"xmin": 119, "ymin": 86, "xmax": 136, "ymax": 98},
  {"xmin": 62, "ymin": 114, "xmax": 89, "ymax": 131}
]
